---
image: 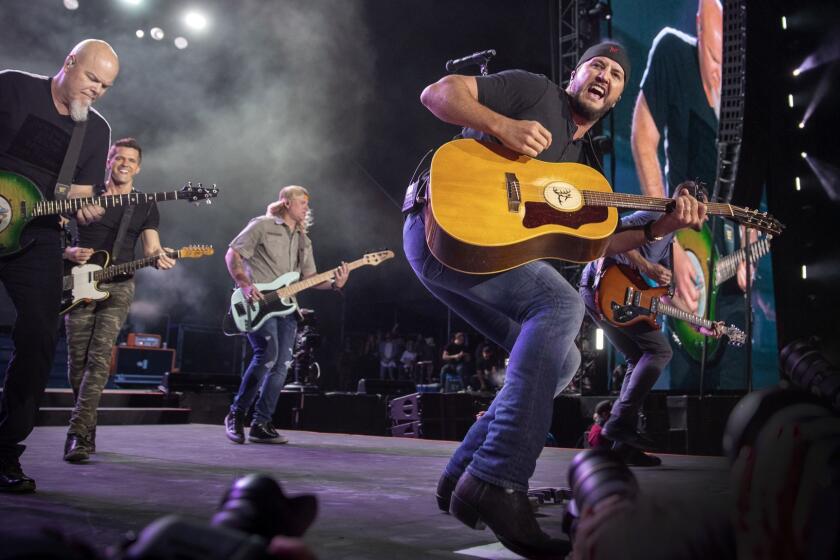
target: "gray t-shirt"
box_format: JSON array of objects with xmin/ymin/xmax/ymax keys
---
[{"xmin": 229, "ymin": 216, "xmax": 316, "ymax": 284}]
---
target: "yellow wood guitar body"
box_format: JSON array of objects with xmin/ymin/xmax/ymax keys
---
[{"xmin": 425, "ymin": 139, "xmax": 619, "ymax": 274}]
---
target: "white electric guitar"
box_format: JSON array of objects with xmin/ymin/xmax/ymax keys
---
[{"xmin": 222, "ymin": 250, "xmax": 394, "ymax": 335}]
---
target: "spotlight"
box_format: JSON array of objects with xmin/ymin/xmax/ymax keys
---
[
  {"xmin": 150, "ymin": 27, "xmax": 165, "ymax": 41},
  {"xmin": 121, "ymin": 0, "xmax": 142, "ymax": 5},
  {"xmin": 799, "ymin": 122, "xmax": 805, "ymax": 129},
  {"xmin": 801, "ymin": 152, "xmax": 808, "ymax": 159},
  {"xmin": 788, "ymin": 94, "xmax": 794, "ymax": 108},
  {"xmin": 585, "ymin": 1, "xmax": 612, "ymax": 21},
  {"xmin": 595, "ymin": 328, "xmax": 604, "ymax": 351},
  {"xmin": 174, "ymin": 37, "xmax": 189, "ymax": 50},
  {"xmin": 802, "ymin": 265, "xmax": 808, "ymax": 279},
  {"xmin": 796, "ymin": 177, "xmax": 801, "ymax": 191},
  {"xmin": 793, "ymin": 68, "xmax": 801, "ymax": 77},
  {"xmin": 136, "ymin": 29, "xmax": 145, "ymax": 38},
  {"xmin": 184, "ymin": 10, "xmax": 209, "ymax": 31},
  {"xmin": 782, "ymin": 16, "xmax": 787, "ymax": 30},
  {"xmin": 63, "ymin": 0, "xmax": 79, "ymax": 9}
]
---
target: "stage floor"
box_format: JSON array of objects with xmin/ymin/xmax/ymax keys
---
[{"xmin": 6, "ymin": 425, "xmax": 732, "ymax": 559}]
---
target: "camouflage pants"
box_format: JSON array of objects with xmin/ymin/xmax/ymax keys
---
[{"xmin": 65, "ymin": 280, "xmax": 135, "ymax": 437}]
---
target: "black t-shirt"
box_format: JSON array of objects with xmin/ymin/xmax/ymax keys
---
[
  {"xmin": 76, "ymin": 184, "xmax": 160, "ymax": 267},
  {"xmin": 463, "ymin": 69, "xmax": 602, "ymax": 168},
  {"xmin": 641, "ymin": 29, "xmax": 718, "ymax": 195},
  {"xmin": 0, "ymin": 70, "xmax": 111, "ymax": 201},
  {"xmin": 445, "ymin": 342, "xmax": 467, "ymax": 364}
]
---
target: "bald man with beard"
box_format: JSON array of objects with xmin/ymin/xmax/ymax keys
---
[{"xmin": 0, "ymin": 39, "xmax": 117, "ymax": 493}]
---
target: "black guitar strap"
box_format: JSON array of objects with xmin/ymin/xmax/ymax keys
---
[{"xmin": 54, "ymin": 120, "xmax": 88, "ymax": 200}]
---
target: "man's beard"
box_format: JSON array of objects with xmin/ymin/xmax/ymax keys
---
[
  {"xmin": 568, "ymin": 91, "xmax": 610, "ymax": 123},
  {"xmin": 69, "ymin": 98, "xmax": 90, "ymax": 122}
]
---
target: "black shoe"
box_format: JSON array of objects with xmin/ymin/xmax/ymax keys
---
[
  {"xmin": 248, "ymin": 422, "xmax": 288, "ymax": 444},
  {"xmin": 0, "ymin": 456, "xmax": 36, "ymax": 493},
  {"xmin": 602, "ymin": 422, "xmax": 656, "ymax": 450},
  {"xmin": 63, "ymin": 434, "xmax": 91, "ymax": 463},
  {"xmin": 435, "ymin": 472, "xmax": 458, "ymax": 513},
  {"xmin": 613, "ymin": 443, "xmax": 662, "ymax": 467},
  {"xmin": 225, "ymin": 411, "xmax": 245, "ymax": 444},
  {"xmin": 449, "ymin": 472, "xmax": 571, "ymax": 560}
]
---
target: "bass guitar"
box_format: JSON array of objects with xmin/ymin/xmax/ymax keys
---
[
  {"xmin": 60, "ymin": 245, "xmax": 214, "ymax": 315},
  {"xmin": 670, "ymin": 228, "xmax": 771, "ymax": 362},
  {"xmin": 424, "ymin": 139, "xmax": 783, "ymax": 274},
  {"xmin": 595, "ymin": 263, "xmax": 745, "ymax": 346},
  {"xmin": 222, "ymin": 250, "xmax": 395, "ymax": 335},
  {"xmin": 0, "ymin": 169, "xmax": 218, "ymax": 257}
]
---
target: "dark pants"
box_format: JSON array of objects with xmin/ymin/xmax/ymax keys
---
[
  {"xmin": 580, "ymin": 286, "xmax": 672, "ymax": 430},
  {"xmin": 0, "ymin": 226, "xmax": 63, "ymax": 460}
]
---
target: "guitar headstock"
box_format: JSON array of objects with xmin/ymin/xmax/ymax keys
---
[
  {"xmin": 732, "ymin": 207, "xmax": 784, "ymax": 236},
  {"xmin": 178, "ymin": 244, "xmax": 215, "ymax": 259},
  {"xmin": 178, "ymin": 182, "xmax": 220, "ymax": 205},
  {"xmin": 726, "ymin": 325, "xmax": 746, "ymax": 347},
  {"xmin": 363, "ymin": 250, "xmax": 395, "ymax": 266}
]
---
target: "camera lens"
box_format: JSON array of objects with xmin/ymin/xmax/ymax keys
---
[{"xmin": 568, "ymin": 448, "xmax": 638, "ymax": 515}]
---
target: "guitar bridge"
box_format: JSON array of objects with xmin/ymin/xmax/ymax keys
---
[{"xmin": 505, "ymin": 173, "xmax": 521, "ymax": 213}]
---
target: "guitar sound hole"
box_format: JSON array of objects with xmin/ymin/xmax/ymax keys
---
[{"xmin": 522, "ymin": 202, "xmax": 608, "ymax": 229}]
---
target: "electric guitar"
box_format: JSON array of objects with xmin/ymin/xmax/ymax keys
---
[
  {"xmin": 424, "ymin": 139, "xmax": 783, "ymax": 274},
  {"xmin": 222, "ymin": 250, "xmax": 395, "ymax": 335},
  {"xmin": 60, "ymin": 245, "xmax": 214, "ymax": 315},
  {"xmin": 0, "ymin": 169, "xmax": 219, "ymax": 257},
  {"xmin": 596, "ymin": 263, "xmax": 745, "ymax": 347},
  {"xmin": 670, "ymin": 228, "xmax": 771, "ymax": 362}
]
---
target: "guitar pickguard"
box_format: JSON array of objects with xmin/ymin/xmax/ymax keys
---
[{"xmin": 522, "ymin": 202, "xmax": 608, "ymax": 229}]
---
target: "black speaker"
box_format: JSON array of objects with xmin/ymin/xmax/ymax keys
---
[
  {"xmin": 110, "ymin": 346, "xmax": 175, "ymax": 387},
  {"xmin": 170, "ymin": 323, "xmax": 244, "ymax": 375},
  {"xmin": 356, "ymin": 378, "xmax": 416, "ymax": 398}
]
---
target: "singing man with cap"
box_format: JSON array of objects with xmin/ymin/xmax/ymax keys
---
[{"xmin": 405, "ymin": 41, "xmax": 707, "ymax": 557}]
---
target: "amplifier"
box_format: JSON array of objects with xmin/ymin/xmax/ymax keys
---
[{"xmin": 110, "ymin": 346, "xmax": 176, "ymax": 388}]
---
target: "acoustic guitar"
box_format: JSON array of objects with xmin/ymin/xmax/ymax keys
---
[{"xmin": 424, "ymin": 139, "xmax": 783, "ymax": 274}]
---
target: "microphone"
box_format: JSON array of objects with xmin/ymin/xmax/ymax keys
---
[{"xmin": 445, "ymin": 49, "xmax": 496, "ymax": 73}]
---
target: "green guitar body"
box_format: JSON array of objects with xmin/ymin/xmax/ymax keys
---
[
  {"xmin": 0, "ymin": 170, "xmax": 49, "ymax": 256},
  {"xmin": 668, "ymin": 225, "xmax": 724, "ymax": 363}
]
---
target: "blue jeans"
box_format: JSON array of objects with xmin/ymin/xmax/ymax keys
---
[
  {"xmin": 403, "ymin": 212, "xmax": 583, "ymax": 491},
  {"xmin": 231, "ymin": 315, "xmax": 298, "ymax": 424}
]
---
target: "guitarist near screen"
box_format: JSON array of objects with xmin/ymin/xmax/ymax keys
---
[
  {"xmin": 0, "ymin": 40, "xmax": 117, "ymax": 493},
  {"xmin": 224, "ymin": 185, "xmax": 349, "ymax": 446},
  {"xmin": 579, "ymin": 208, "xmax": 726, "ymax": 467},
  {"xmin": 62, "ymin": 138, "xmax": 176, "ymax": 463}
]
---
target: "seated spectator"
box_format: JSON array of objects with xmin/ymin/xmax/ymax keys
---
[
  {"xmin": 440, "ymin": 332, "xmax": 470, "ymax": 391},
  {"xmin": 587, "ymin": 400, "xmax": 613, "ymax": 449},
  {"xmin": 473, "ymin": 344, "xmax": 503, "ymax": 392}
]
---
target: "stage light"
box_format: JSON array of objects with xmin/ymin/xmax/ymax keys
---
[
  {"xmin": 595, "ymin": 328, "xmax": 604, "ymax": 351},
  {"xmin": 136, "ymin": 30, "xmax": 145, "ymax": 39},
  {"xmin": 802, "ymin": 265, "xmax": 808, "ymax": 279},
  {"xmin": 184, "ymin": 10, "xmax": 209, "ymax": 31},
  {"xmin": 586, "ymin": 1, "xmax": 612, "ymax": 21},
  {"xmin": 174, "ymin": 37, "xmax": 189, "ymax": 50},
  {"xmin": 788, "ymin": 94, "xmax": 794, "ymax": 108},
  {"xmin": 782, "ymin": 16, "xmax": 787, "ymax": 30},
  {"xmin": 803, "ymin": 156, "xmax": 840, "ymax": 202},
  {"xmin": 63, "ymin": 0, "xmax": 79, "ymax": 9},
  {"xmin": 799, "ymin": 122, "xmax": 805, "ymax": 129},
  {"xmin": 121, "ymin": 0, "xmax": 142, "ymax": 5},
  {"xmin": 150, "ymin": 27, "xmax": 165, "ymax": 41},
  {"xmin": 796, "ymin": 177, "xmax": 801, "ymax": 191},
  {"xmin": 793, "ymin": 68, "xmax": 801, "ymax": 77},
  {"xmin": 801, "ymin": 152, "xmax": 808, "ymax": 159}
]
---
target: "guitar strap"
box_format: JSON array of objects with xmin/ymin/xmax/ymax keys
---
[{"xmin": 54, "ymin": 120, "xmax": 88, "ymax": 200}]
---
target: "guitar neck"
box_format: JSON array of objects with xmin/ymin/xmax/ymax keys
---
[
  {"xmin": 94, "ymin": 250, "xmax": 179, "ymax": 281},
  {"xmin": 582, "ymin": 191, "xmax": 737, "ymax": 218},
  {"xmin": 276, "ymin": 257, "xmax": 370, "ymax": 298},
  {"xmin": 656, "ymin": 300, "xmax": 713, "ymax": 330},
  {"xmin": 33, "ymin": 191, "xmax": 183, "ymax": 217},
  {"xmin": 714, "ymin": 237, "xmax": 771, "ymax": 286}
]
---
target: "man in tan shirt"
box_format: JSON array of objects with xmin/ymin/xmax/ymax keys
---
[{"xmin": 224, "ymin": 185, "xmax": 349, "ymax": 444}]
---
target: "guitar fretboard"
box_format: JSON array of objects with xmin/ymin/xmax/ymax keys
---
[
  {"xmin": 581, "ymin": 191, "xmax": 737, "ymax": 218},
  {"xmin": 263, "ymin": 257, "xmax": 372, "ymax": 302},
  {"xmin": 32, "ymin": 191, "xmax": 184, "ymax": 217},
  {"xmin": 94, "ymin": 250, "xmax": 180, "ymax": 281},
  {"xmin": 656, "ymin": 300, "xmax": 713, "ymax": 330},
  {"xmin": 715, "ymin": 237, "xmax": 771, "ymax": 286}
]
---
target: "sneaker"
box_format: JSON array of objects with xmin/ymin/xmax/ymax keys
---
[
  {"xmin": 602, "ymin": 421, "xmax": 656, "ymax": 450},
  {"xmin": 248, "ymin": 422, "xmax": 288, "ymax": 444},
  {"xmin": 225, "ymin": 411, "xmax": 245, "ymax": 444},
  {"xmin": 0, "ymin": 456, "xmax": 36, "ymax": 493}
]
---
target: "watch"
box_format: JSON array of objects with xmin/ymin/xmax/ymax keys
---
[{"xmin": 644, "ymin": 221, "xmax": 664, "ymax": 243}]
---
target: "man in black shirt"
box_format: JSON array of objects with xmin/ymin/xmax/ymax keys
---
[
  {"xmin": 405, "ymin": 42, "xmax": 707, "ymax": 557},
  {"xmin": 0, "ymin": 40, "xmax": 116, "ymax": 493},
  {"xmin": 440, "ymin": 331, "xmax": 470, "ymax": 390},
  {"xmin": 62, "ymin": 138, "xmax": 175, "ymax": 463}
]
